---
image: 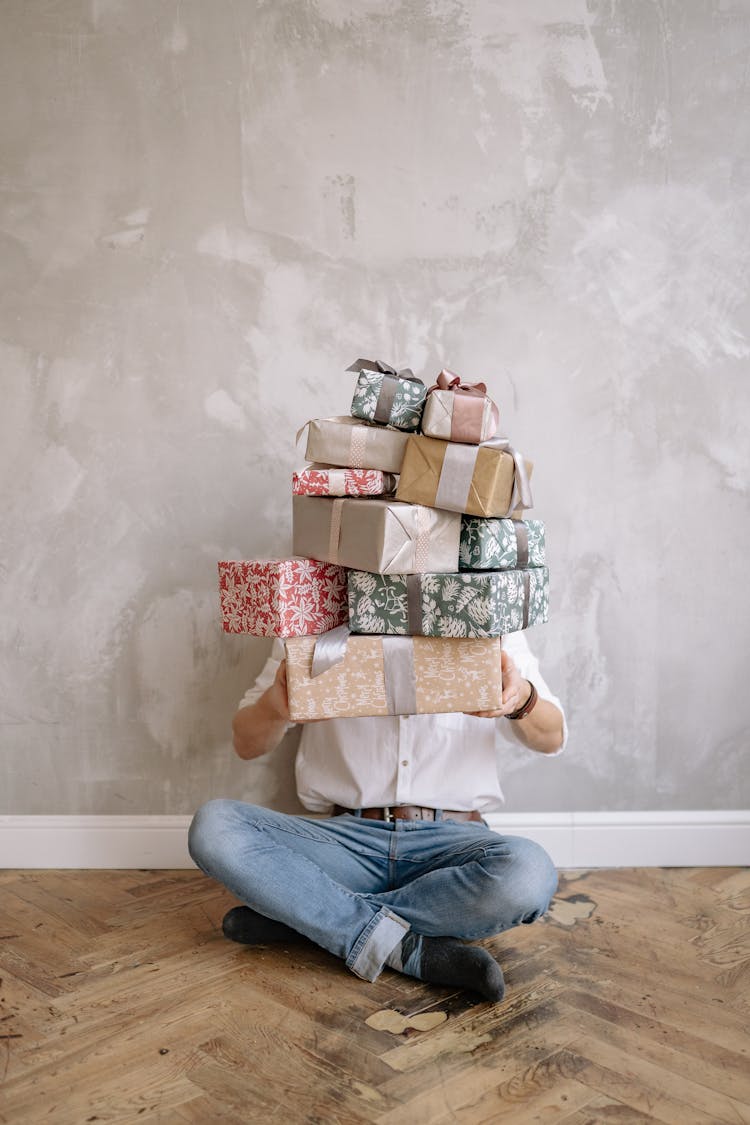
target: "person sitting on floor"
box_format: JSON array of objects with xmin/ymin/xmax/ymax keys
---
[{"xmin": 188, "ymin": 631, "xmax": 566, "ymax": 1003}]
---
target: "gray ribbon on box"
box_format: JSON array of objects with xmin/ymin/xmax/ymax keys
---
[
  {"xmin": 512, "ymin": 520, "xmax": 529, "ymax": 569},
  {"xmin": 382, "ymin": 636, "xmax": 418, "ymax": 714},
  {"xmin": 310, "ymin": 625, "xmax": 418, "ymax": 716},
  {"xmin": 311, "ymin": 623, "xmax": 351, "ymax": 677},
  {"xmin": 406, "ymin": 574, "xmax": 425, "ymax": 635},
  {"xmin": 522, "ymin": 570, "xmax": 531, "ymax": 629},
  {"xmin": 346, "ymin": 358, "xmax": 423, "ymax": 425},
  {"xmin": 434, "ymin": 436, "xmax": 533, "ymax": 517}
]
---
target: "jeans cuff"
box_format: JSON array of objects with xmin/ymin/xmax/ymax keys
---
[{"xmin": 347, "ymin": 907, "xmax": 410, "ymax": 982}]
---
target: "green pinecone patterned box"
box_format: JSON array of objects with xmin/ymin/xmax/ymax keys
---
[
  {"xmin": 459, "ymin": 517, "xmax": 545, "ymax": 570},
  {"xmin": 348, "ymin": 568, "xmax": 549, "ymax": 638},
  {"xmin": 350, "ymin": 369, "xmax": 427, "ymax": 432}
]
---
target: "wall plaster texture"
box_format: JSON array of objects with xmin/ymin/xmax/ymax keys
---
[{"xmin": 1, "ymin": 0, "xmax": 748, "ymax": 815}]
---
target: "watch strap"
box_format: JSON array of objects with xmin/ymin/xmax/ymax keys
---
[{"xmin": 506, "ymin": 679, "xmax": 538, "ymax": 721}]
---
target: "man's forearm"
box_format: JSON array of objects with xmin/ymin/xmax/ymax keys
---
[
  {"xmin": 232, "ymin": 694, "xmax": 289, "ymax": 760},
  {"xmin": 506, "ymin": 693, "xmax": 564, "ymax": 755}
]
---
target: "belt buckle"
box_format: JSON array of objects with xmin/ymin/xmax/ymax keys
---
[{"xmin": 383, "ymin": 806, "xmax": 395, "ymax": 823}]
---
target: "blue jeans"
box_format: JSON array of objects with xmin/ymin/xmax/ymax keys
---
[{"xmin": 188, "ymin": 800, "xmax": 558, "ymax": 983}]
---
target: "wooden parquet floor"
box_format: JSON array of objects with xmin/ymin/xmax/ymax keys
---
[{"xmin": 0, "ymin": 866, "xmax": 748, "ymax": 1124}]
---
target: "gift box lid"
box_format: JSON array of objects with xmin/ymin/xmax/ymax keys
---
[
  {"xmin": 303, "ymin": 416, "xmax": 409, "ymax": 474},
  {"xmin": 396, "ymin": 433, "xmax": 533, "ymax": 518},
  {"xmin": 292, "ymin": 495, "xmax": 461, "ymax": 574}
]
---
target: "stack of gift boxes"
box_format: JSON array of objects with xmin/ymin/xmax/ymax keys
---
[{"xmin": 219, "ymin": 359, "xmax": 548, "ymax": 722}]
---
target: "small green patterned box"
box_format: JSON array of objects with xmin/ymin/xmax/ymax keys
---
[
  {"xmin": 348, "ymin": 568, "xmax": 549, "ymax": 638},
  {"xmin": 459, "ymin": 517, "xmax": 545, "ymax": 570},
  {"xmin": 350, "ymin": 368, "xmax": 427, "ymax": 432}
]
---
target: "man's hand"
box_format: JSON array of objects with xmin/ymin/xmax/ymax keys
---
[
  {"xmin": 232, "ymin": 659, "xmax": 326, "ymax": 760},
  {"xmin": 267, "ymin": 659, "xmax": 326, "ymax": 725},
  {"xmin": 463, "ymin": 648, "xmax": 565, "ymax": 754},
  {"xmin": 465, "ymin": 649, "xmax": 530, "ymax": 719},
  {"xmin": 266, "ymin": 659, "xmax": 291, "ymax": 723}
]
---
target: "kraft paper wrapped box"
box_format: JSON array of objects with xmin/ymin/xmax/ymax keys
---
[
  {"xmin": 285, "ymin": 634, "xmax": 504, "ymax": 720},
  {"xmin": 348, "ymin": 567, "xmax": 549, "ymax": 638},
  {"xmin": 218, "ymin": 558, "xmax": 348, "ymax": 637},
  {"xmin": 303, "ymin": 416, "xmax": 409, "ymax": 474},
  {"xmin": 421, "ymin": 370, "xmax": 500, "ymax": 445},
  {"xmin": 395, "ymin": 433, "xmax": 533, "ymax": 518},
  {"xmin": 348, "ymin": 358, "xmax": 427, "ymax": 432},
  {"xmin": 292, "ymin": 466, "xmax": 397, "ymax": 498},
  {"xmin": 292, "ymin": 495, "xmax": 461, "ymax": 574},
  {"xmin": 459, "ymin": 517, "xmax": 546, "ymax": 570}
]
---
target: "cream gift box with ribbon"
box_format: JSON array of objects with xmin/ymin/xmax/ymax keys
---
[
  {"xmin": 292, "ymin": 495, "xmax": 461, "ymax": 574},
  {"xmin": 347, "ymin": 357, "xmax": 427, "ymax": 433},
  {"xmin": 347, "ymin": 567, "xmax": 549, "ymax": 638},
  {"xmin": 302, "ymin": 416, "xmax": 409, "ymax": 475},
  {"xmin": 284, "ymin": 632, "xmax": 504, "ymax": 720},
  {"xmin": 421, "ymin": 369, "xmax": 500, "ymax": 445},
  {"xmin": 395, "ymin": 434, "xmax": 533, "ymax": 518}
]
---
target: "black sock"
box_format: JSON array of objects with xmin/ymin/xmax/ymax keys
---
[
  {"xmin": 221, "ymin": 905, "xmax": 303, "ymax": 945},
  {"xmin": 393, "ymin": 932, "xmax": 505, "ymax": 1003}
]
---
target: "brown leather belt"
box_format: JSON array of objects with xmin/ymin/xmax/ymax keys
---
[{"xmin": 333, "ymin": 804, "xmax": 482, "ymax": 824}]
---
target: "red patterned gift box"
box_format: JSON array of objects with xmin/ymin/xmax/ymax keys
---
[
  {"xmin": 218, "ymin": 558, "xmax": 349, "ymax": 637},
  {"xmin": 292, "ymin": 466, "xmax": 397, "ymax": 497}
]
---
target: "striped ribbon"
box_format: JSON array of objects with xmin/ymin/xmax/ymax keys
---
[{"xmin": 328, "ymin": 499, "xmax": 345, "ymax": 562}]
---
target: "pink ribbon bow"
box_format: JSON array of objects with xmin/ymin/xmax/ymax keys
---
[{"xmin": 429, "ymin": 368, "xmax": 488, "ymax": 397}]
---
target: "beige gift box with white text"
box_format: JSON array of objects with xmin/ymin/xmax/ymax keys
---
[{"xmin": 285, "ymin": 635, "xmax": 504, "ymax": 720}]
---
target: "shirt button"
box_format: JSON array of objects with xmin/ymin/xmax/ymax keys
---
[{"xmin": 401, "ymin": 760, "xmax": 408, "ymax": 767}]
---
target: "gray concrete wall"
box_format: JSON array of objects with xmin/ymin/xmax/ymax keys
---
[{"xmin": 1, "ymin": 0, "xmax": 748, "ymax": 815}]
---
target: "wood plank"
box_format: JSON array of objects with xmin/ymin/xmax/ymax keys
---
[
  {"xmin": 553, "ymin": 1092, "xmax": 670, "ymax": 1123},
  {"xmin": 377, "ymin": 1004, "xmax": 578, "ymax": 1122},
  {"xmin": 560, "ymin": 988, "xmax": 750, "ymax": 1102},
  {"xmin": 426, "ymin": 1050, "xmax": 595, "ymax": 1125},
  {"xmin": 553, "ymin": 940, "xmax": 750, "ymax": 1053},
  {"xmin": 379, "ymin": 975, "xmax": 564, "ymax": 1074},
  {"xmin": 172, "ymin": 1094, "xmax": 257, "ymax": 1124},
  {"xmin": 5, "ymin": 875, "xmax": 110, "ymax": 939},
  {"xmin": 564, "ymin": 1032, "xmax": 750, "ymax": 1125}
]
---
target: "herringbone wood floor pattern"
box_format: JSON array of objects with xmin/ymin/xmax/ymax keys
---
[{"xmin": 0, "ymin": 866, "xmax": 747, "ymax": 1124}]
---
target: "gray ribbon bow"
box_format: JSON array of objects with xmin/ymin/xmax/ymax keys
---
[{"xmin": 346, "ymin": 357, "xmax": 420, "ymax": 383}]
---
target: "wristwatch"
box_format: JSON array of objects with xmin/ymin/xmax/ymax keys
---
[{"xmin": 506, "ymin": 680, "xmax": 538, "ymax": 720}]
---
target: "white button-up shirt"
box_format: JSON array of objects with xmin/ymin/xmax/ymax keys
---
[{"xmin": 239, "ymin": 630, "xmax": 567, "ymax": 814}]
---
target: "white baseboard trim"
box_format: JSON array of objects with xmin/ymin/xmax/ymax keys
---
[
  {"xmin": 0, "ymin": 816, "xmax": 193, "ymax": 870},
  {"xmin": 0, "ymin": 811, "xmax": 748, "ymax": 870},
  {"xmin": 485, "ymin": 810, "xmax": 750, "ymax": 868}
]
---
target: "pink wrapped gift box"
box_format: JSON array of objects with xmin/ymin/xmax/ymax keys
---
[
  {"xmin": 421, "ymin": 369, "xmax": 500, "ymax": 445},
  {"xmin": 218, "ymin": 558, "xmax": 349, "ymax": 637},
  {"xmin": 292, "ymin": 466, "xmax": 397, "ymax": 497}
]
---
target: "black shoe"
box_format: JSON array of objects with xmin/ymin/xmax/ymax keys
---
[{"xmin": 221, "ymin": 905, "xmax": 303, "ymax": 945}]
